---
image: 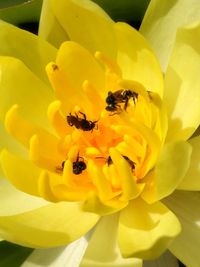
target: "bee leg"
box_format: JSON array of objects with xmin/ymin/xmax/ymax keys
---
[
  {"xmin": 109, "ymin": 111, "xmax": 121, "ymax": 116},
  {"xmin": 124, "ymin": 98, "xmax": 129, "ymax": 110},
  {"xmin": 132, "ymin": 96, "xmax": 137, "ymax": 105},
  {"xmin": 76, "ymin": 152, "xmax": 80, "ymax": 162},
  {"xmin": 79, "ymin": 111, "xmax": 86, "ymax": 120}
]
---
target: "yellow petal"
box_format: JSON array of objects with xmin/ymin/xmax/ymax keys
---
[
  {"xmin": 114, "ymin": 22, "xmax": 164, "ymax": 97},
  {"xmin": 0, "ymin": 57, "xmax": 54, "ymax": 130},
  {"xmin": 43, "ymin": 0, "xmax": 117, "ymax": 59},
  {"xmin": 140, "ymin": 0, "xmax": 200, "ymax": 71},
  {"xmin": 118, "ymin": 198, "xmax": 181, "ymax": 259},
  {"xmin": 164, "ymin": 22, "xmax": 200, "ymax": 141},
  {"xmin": 163, "ymin": 190, "xmax": 200, "ymax": 267},
  {"xmin": 142, "ymin": 141, "xmax": 192, "ymax": 203},
  {"xmin": 0, "ymin": 20, "xmax": 57, "ymax": 84},
  {"xmin": 1, "ymin": 149, "xmax": 41, "ymax": 196},
  {"xmin": 81, "ymin": 214, "xmax": 142, "ymax": 267},
  {"xmin": 0, "ymin": 178, "xmax": 48, "ymax": 216},
  {"xmin": 0, "ymin": 202, "xmax": 99, "ymax": 248},
  {"xmin": 178, "ymin": 135, "xmax": 200, "ymax": 190}
]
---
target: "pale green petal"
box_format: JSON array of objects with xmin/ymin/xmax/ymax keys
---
[
  {"xmin": 39, "ymin": 0, "xmax": 70, "ymax": 48},
  {"xmin": 0, "ymin": 202, "xmax": 99, "ymax": 248},
  {"xmin": 163, "ymin": 190, "xmax": 200, "ymax": 267},
  {"xmin": 0, "ymin": 178, "xmax": 48, "ymax": 216},
  {"xmin": 143, "ymin": 251, "xmax": 179, "ymax": 267},
  {"xmin": 81, "ymin": 214, "xmax": 142, "ymax": 267},
  {"xmin": 0, "ymin": 122, "xmax": 26, "ymax": 176},
  {"xmin": 0, "ymin": 20, "xmax": 56, "ymax": 85},
  {"xmin": 140, "ymin": 0, "xmax": 200, "ymax": 71},
  {"xmin": 178, "ymin": 135, "xmax": 200, "ymax": 190},
  {"xmin": 164, "ymin": 22, "xmax": 200, "ymax": 141},
  {"xmin": 21, "ymin": 237, "xmax": 88, "ymax": 267},
  {"xmin": 118, "ymin": 199, "xmax": 181, "ymax": 260},
  {"xmin": 0, "ymin": 122, "xmax": 25, "ymax": 156},
  {"xmin": 39, "ymin": 0, "xmax": 117, "ymax": 59},
  {"xmin": 114, "ymin": 22, "xmax": 164, "ymax": 97},
  {"xmin": 142, "ymin": 141, "xmax": 192, "ymax": 203},
  {"xmin": 0, "ymin": 56, "xmax": 54, "ymax": 130}
]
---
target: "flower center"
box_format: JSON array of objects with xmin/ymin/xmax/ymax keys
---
[{"xmin": 44, "ymin": 51, "xmax": 166, "ymax": 213}]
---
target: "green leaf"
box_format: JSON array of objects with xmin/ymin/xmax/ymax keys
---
[
  {"xmin": 0, "ymin": 0, "xmax": 42, "ymax": 25},
  {"xmin": 0, "ymin": 1, "xmax": 28, "ymax": 9},
  {"xmin": 92, "ymin": 0, "xmax": 150, "ymax": 23},
  {"xmin": 0, "ymin": 0, "xmax": 150, "ymax": 28},
  {"xmin": 0, "ymin": 241, "xmax": 33, "ymax": 267}
]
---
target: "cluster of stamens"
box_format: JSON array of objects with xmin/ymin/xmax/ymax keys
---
[
  {"xmin": 43, "ymin": 50, "xmax": 165, "ymax": 205},
  {"xmin": 58, "ymin": 89, "xmax": 139, "ymax": 175}
]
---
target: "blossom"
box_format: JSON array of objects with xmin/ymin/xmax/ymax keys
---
[{"xmin": 0, "ymin": 0, "xmax": 200, "ymax": 266}]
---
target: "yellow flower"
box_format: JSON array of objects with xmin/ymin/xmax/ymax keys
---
[{"xmin": 0, "ymin": 0, "xmax": 200, "ymax": 266}]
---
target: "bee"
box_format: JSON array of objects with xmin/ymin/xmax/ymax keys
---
[
  {"xmin": 106, "ymin": 155, "xmax": 135, "ymax": 171},
  {"xmin": 52, "ymin": 63, "xmax": 59, "ymax": 71},
  {"xmin": 105, "ymin": 89, "xmax": 138, "ymax": 114},
  {"xmin": 58, "ymin": 153, "xmax": 87, "ymax": 175},
  {"xmin": 67, "ymin": 111, "xmax": 98, "ymax": 132},
  {"xmin": 72, "ymin": 153, "xmax": 87, "ymax": 175},
  {"xmin": 105, "ymin": 156, "xmax": 113, "ymax": 166}
]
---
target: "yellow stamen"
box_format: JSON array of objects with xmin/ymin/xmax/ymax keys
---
[
  {"xmin": 88, "ymin": 160, "xmax": 114, "ymax": 201},
  {"xmin": 95, "ymin": 51, "xmax": 122, "ymax": 77},
  {"xmin": 109, "ymin": 148, "xmax": 143, "ymax": 201},
  {"xmin": 38, "ymin": 171, "xmax": 58, "ymax": 202},
  {"xmin": 47, "ymin": 100, "xmax": 69, "ymax": 137}
]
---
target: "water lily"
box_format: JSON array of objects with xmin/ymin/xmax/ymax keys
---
[{"xmin": 0, "ymin": 0, "xmax": 200, "ymax": 266}]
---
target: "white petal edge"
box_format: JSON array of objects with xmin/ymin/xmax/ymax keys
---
[
  {"xmin": 0, "ymin": 178, "xmax": 48, "ymax": 216},
  {"xmin": 163, "ymin": 190, "xmax": 200, "ymax": 267},
  {"xmin": 21, "ymin": 236, "xmax": 89, "ymax": 267},
  {"xmin": 80, "ymin": 213, "xmax": 142, "ymax": 267}
]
